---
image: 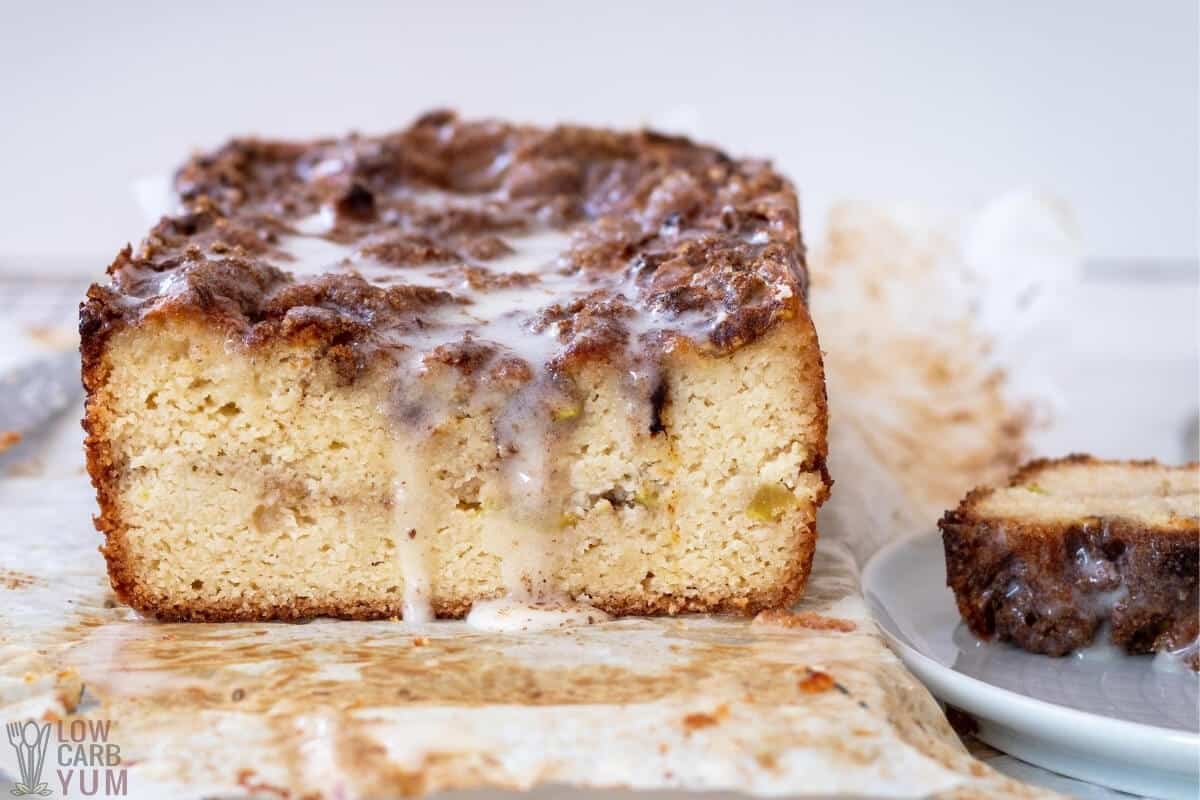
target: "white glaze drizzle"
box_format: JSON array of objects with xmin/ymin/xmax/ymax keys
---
[
  {"xmin": 276, "ymin": 219, "xmax": 595, "ymax": 622},
  {"xmin": 1152, "ymin": 636, "xmax": 1200, "ymax": 673},
  {"xmin": 268, "ymin": 198, "xmax": 725, "ymax": 625},
  {"xmin": 465, "ymin": 598, "xmax": 611, "ymax": 633},
  {"xmin": 390, "ymin": 446, "xmax": 436, "ymax": 624}
]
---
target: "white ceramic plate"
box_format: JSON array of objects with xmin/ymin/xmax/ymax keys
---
[{"xmin": 862, "ymin": 532, "xmax": 1200, "ymax": 799}]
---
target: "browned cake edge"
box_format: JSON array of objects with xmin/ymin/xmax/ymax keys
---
[
  {"xmin": 939, "ymin": 454, "xmax": 1199, "ymax": 667},
  {"xmin": 96, "ymin": 533, "xmax": 815, "ymax": 622}
]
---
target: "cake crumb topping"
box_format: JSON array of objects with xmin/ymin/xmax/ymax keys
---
[{"xmin": 83, "ymin": 111, "xmax": 808, "ymax": 380}]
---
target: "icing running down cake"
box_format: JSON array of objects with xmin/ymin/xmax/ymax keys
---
[{"xmin": 81, "ymin": 111, "xmax": 831, "ymax": 622}]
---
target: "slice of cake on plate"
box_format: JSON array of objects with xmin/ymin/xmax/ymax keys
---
[
  {"xmin": 941, "ymin": 454, "xmax": 1199, "ymax": 668},
  {"xmin": 81, "ymin": 111, "xmax": 830, "ymax": 622}
]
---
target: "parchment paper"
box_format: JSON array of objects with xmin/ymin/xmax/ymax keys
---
[{"xmin": 0, "ymin": 195, "xmax": 1077, "ymax": 799}]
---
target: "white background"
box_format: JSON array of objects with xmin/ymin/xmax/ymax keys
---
[{"xmin": 0, "ymin": 0, "xmax": 1197, "ymax": 271}]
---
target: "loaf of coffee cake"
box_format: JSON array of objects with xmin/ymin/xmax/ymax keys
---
[
  {"xmin": 941, "ymin": 455, "xmax": 1199, "ymax": 668},
  {"xmin": 81, "ymin": 111, "xmax": 830, "ymax": 622}
]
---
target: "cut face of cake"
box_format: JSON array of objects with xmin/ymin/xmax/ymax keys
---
[
  {"xmin": 940, "ymin": 455, "xmax": 1200, "ymax": 668},
  {"xmin": 81, "ymin": 111, "xmax": 830, "ymax": 622}
]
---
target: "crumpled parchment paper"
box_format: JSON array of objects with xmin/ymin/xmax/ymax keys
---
[{"xmin": 0, "ymin": 193, "xmax": 1077, "ymax": 799}]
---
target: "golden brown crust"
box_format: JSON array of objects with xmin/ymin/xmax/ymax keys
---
[
  {"xmin": 1005, "ymin": 452, "xmax": 1197, "ymax": 487},
  {"xmin": 939, "ymin": 455, "xmax": 1199, "ymax": 666}
]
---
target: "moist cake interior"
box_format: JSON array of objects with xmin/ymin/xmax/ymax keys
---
[{"xmin": 82, "ymin": 112, "xmax": 830, "ymax": 622}]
